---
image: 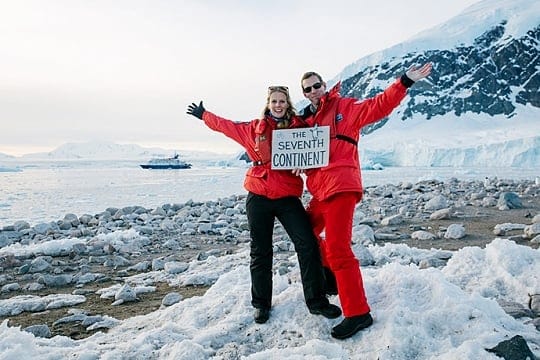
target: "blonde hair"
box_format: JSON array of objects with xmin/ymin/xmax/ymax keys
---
[{"xmin": 261, "ymin": 87, "xmax": 296, "ymax": 119}]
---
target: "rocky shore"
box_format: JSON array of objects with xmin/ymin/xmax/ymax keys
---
[{"xmin": 0, "ymin": 177, "xmax": 538, "ymax": 340}]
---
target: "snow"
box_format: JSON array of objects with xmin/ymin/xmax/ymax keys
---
[
  {"xmin": 360, "ymin": 105, "xmax": 540, "ymax": 167},
  {"xmin": 336, "ymin": 0, "xmax": 540, "ymax": 82},
  {"xmin": 0, "ymin": 235, "xmax": 538, "ymax": 359},
  {"xmin": 0, "ymin": 238, "xmax": 87, "ymax": 258}
]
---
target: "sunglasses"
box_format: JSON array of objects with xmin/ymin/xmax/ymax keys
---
[
  {"xmin": 303, "ymin": 82, "xmax": 322, "ymax": 94},
  {"xmin": 268, "ymin": 85, "xmax": 289, "ymax": 95}
]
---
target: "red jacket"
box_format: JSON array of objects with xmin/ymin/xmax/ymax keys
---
[
  {"xmin": 302, "ymin": 78, "xmax": 408, "ymax": 201},
  {"xmin": 202, "ymin": 111, "xmax": 306, "ymax": 199}
]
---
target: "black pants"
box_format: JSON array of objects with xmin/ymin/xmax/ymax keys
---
[{"xmin": 246, "ymin": 192, "xmax": 329, "ymax": 310}]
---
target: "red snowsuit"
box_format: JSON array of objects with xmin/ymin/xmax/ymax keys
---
[
  {"xmin": 202, "ymin": 112, "xmax": 305, "ymax": 199},
  {"xmin": 302, "ymin": 78, "xmax": 408, "ymax": 317}
]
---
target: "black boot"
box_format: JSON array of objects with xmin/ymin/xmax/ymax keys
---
[
  {"xmin": 254, "ymin": 308, "xmax": 270, "ymax": 324},
  {"xmin": 323, "ymin": 267, "xmax": 338, "ymax": 296},
  {"xmin": 331, "ymin": 313, "xmax": 373, "ymax": 339},
  {"xmin": 309, "ymin": 303, "xmax": 342, "ymax": 319}
]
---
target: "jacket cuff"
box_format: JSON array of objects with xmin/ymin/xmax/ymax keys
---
[{"xmin": 400, "ymin": 74, "xmax": 415, "ymax": 88}]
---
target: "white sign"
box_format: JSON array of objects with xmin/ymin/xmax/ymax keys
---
[{"xmin": 271, "ymin": 126, "xmax": 330, "ymax": 169}]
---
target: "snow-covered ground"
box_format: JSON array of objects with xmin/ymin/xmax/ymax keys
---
[{"xmin": 0, "ymin": 232, "xmax": 538, "ymax": 359}]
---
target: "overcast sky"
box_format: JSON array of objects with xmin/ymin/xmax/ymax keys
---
[{"xmin": 0, "ymin": 0, "xmax": 480, "ymax": 156}]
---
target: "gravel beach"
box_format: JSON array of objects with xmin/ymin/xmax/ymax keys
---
[{"xmin": 1, "ymin": 177, "xmax": 538, "ymax": 339}]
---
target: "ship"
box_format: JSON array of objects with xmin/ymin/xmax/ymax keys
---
[{"xmin": 140, "ymin": 154, "xmax": 192, "ymax": 169}]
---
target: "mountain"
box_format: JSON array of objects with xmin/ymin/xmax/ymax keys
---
[
  {"xmin": 335, "ymin": 0, "xmax": 538, "ymax": 124},
  {"xmin": 8, "ymin": 141, "xmax": 238, "ymax": 163},
  {"xmin": 18, "ymin": 142, "xmax": 171, "ymax": 161},
  {"xmin": 317, "ymin": 0, "xmax": 540, "ymax": 167},
  {"xmin": 0, "ymin": 153, "xmax": 15, "ymax": 160}
]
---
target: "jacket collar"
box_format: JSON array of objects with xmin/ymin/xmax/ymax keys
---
[
  {"xmin": 315, "ymin": 81, "xmax": 341, "ymax": 113},
  {"xmin": 325, "ymin": 81, "xmax": 341, "ymax": 101}
]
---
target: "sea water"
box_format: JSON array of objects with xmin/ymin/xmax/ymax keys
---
[{"xmin": 0, "ymin": 160, "xmax": 537, "ymax": 227}]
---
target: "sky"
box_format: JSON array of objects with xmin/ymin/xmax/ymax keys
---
[
  {"xmin": 0, "ymin": 229, "xmax": 538, "ymax": 359},
  {"xmin": 0, "ymin": 0, "xmax": 482, "ymax": 156}
]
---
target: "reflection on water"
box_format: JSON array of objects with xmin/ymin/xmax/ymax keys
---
[{"xmin": 0, "ymin": 162, "xmax": 537, "ymax": 226}]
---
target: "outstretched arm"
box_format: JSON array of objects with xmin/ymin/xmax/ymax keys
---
[
  {"xmin": 186, "ymin": 100, "xmax": 254, "ymax": 149},
  {"xmin": 346, "ymin": 62, "xmax": 433, "ymax": 128}
]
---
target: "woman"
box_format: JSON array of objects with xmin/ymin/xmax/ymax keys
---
[{"xmin": 186, "ymin": 86, "xmax": 340, "ymax": 324}]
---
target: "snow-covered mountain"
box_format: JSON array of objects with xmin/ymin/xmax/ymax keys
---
[
  {"xmin": 3, "ymin": 141, "xmax": 231, "ymax": 162},
  {"xmin": 17, "ymin": 142, "xmax": 168, "ymax": 161},
  {"xmin": 0, "ymin": 153, "xmax": 15, "ymax": 160},
  {"xmin": 334, "ymin": 0, "xmax": 538, "ymax": 122},
  {"xmin": 318, "ymin": 0, "xmax": 540, "ymax": 167}
]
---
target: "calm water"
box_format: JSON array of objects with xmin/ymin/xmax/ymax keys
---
[{"xmin": 0, "ymin": 161, "xmax": 537, "ymax": 226}]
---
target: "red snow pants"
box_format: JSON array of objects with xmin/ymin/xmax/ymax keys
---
[{"xmin": 307, "ymin": 191, "xmax": 370, "ymax": 317}]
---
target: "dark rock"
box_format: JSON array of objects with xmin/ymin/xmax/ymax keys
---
[
  {"xmin": 497, "ymin": 300, "xmax": 535, "ymax": 319},
  {"xmin": 0, "ymin": 254, "xmax": 22, "ymax": 269},
  {"xmin": 486, "ymin": 335, "xmax": 536, "ymax": 360},
  {"xmin": 498, "ymin": 192, "xmax": 523, "ymax": 210},
  {"xmin": 23, "ymin": 324, "xmax": 52, "ymax": 338}
]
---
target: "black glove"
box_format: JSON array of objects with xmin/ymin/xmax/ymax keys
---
[
  {"xmin": 187, "ymin": 101, "xmax": 205, "ymax": 120},
  {"xmin": 400, "ymin": 74, "xmax": 414, "ymax": 88}
]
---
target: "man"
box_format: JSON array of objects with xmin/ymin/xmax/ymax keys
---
[{"xmin": 298, "ymin": 63, "xmax": 432, "ymax": 339}]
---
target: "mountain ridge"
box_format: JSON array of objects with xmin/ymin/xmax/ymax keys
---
[{"xmin": 0, "ymin": 141, "xmax": 236, "ymax": 162}]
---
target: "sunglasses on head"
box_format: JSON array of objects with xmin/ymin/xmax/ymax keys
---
[
  {"xmin": 303, "ymin": 82, "xmax": 322, "ymax": 94},
  {"xmin": 268, "ymin": 85, "xmax": 289, "ymax": 95}
]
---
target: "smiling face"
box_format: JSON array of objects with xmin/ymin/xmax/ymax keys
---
[
  {"xmin": 302, "ymin": 74, "xmax": 326, "ymax": 107},
  {"xmin": 267, "ymin": 90, "xmax": 289, "ymax": 119}
]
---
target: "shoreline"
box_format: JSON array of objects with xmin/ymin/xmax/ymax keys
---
[
  {"xmin": 1, "ymin": 166, "xmax": 538, "ymax": 227},
  {"xmin": 1, "ymin": 176, "xmax": 537, "ymax": 245}
]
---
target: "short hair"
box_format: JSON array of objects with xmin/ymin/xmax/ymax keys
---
[{"xmin": 301, "ymin": 71, "xmax": 323, "ymax": 84}]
